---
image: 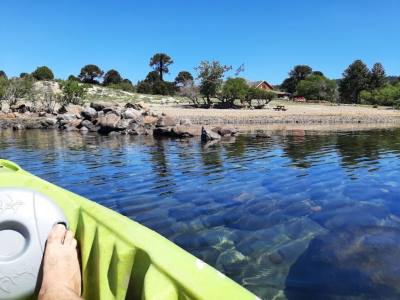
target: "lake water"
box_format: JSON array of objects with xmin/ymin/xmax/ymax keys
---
[{"xmin": 1, "ymin": 129, "xmax": 400, "ymax": 300}]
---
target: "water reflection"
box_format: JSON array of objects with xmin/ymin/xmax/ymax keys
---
[{"xmin": 1, "ymin": 128, "xmax": 400, "ymax": 299}]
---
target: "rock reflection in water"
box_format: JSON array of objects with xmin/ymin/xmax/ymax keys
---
[{"xmin": 1, "ymin": 128, "xmax": 400, "ymax": 299}]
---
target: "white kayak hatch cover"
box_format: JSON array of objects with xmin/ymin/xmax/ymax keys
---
[{"xmin": 0, "ymin": 188, "xmax": 67, "ymax": 300}]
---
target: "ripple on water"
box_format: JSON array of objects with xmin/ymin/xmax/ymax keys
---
[{"xmin": 2, "ymin": 129, "xmax": 400, "ymax": 299}]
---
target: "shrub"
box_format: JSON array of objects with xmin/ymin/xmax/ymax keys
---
[
  {"xmin": 217, "ymin": 77, "xmax": 248, "ymax": 107},
  {"xmin": 137, "ymin": 71, "xmax": 176, "ymax": 95},
  {"xmin": 59, "ymin": 80, "xmax": 87, "ymax": 106},
  {"xmin": 1, "ymin": 76, "xmax": 34, "ymax": 107},
  {"xmin": 68, "ymin": 75, "xmax": 80, "ymax": 81},
  {"xmin": 108, "ymin": 79, "xmax": 135, "ymax": 92},
  {"xmin": 136, "ymin": 81, "xmax": 152, "ymax": 94},
  {"xmin": 360, "ymin": 83, "xmax": 400, "ymax": 106},
  {"xmin": 178, "ymin": 80, "xmax": 202, "ymax": 106},
  {"xmin": 244, "ymin": 87, "xmax": 274, "ymax": 108},
  {"xmin": 296, "ymin": 74, "xmax": 338, "ymax": 101},
  {"xmin": 32, "ymin": 66, "xmax": 54, "ymax": 80}
]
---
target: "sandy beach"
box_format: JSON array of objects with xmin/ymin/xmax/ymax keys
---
[{"xmin": 151, "ymin": 102, "xmax": 400, "ymax": 127}]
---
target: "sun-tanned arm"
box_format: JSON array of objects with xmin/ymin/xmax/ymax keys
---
[{"xmin": 38, "ymin": 224, "xmax": 82, "ymax": 300}]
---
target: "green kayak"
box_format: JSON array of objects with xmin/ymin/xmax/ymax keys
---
[{"xmin": 0, "ymin": 160, "xmax": 258, "ymax": 300}]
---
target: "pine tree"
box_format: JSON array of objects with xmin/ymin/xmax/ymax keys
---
[
  {"xmin": 369, "ymin": 62, "xmax": 387, "ymax": 90},
  {"xmin": 339, "ymin": 60, "xmax": 370, "ymax": 103}
]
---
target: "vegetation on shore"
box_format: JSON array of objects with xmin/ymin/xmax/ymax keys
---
[{"xmin": 1, "ymin": 54, "xmax": 399, "ymax": 111}]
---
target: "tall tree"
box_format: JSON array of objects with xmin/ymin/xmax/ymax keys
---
[
  {"xmin": 339, "ymin": 60, "xmax": 370, "ymax": 103},
  {"xmin": 175, "ymin": 71, "xmax": 193, "ymax": 86},
  {"xmin": 369, "ymin": 63, "xmax": 387, "ymax": 90},
  {"xmin": 289, "ymin": 65, "xmax": 313, "ymax": 82},
  {"xmin": 281, "ymin": 65, "xmax": 313, "ymax": 93},
  {"xmin": 103, "ymin": 69, "xmax": 123, "ymax": 86},
  {"xmin": 149, "ymin": 53, "xmax": 173, "ymax": 81},
  {"xmin": 195, "ymin": 60, "xmax": 231, "ymax": 107},
  {"xmin": 78, "ymin": 64, "xmax": 104, "ymax": 84}
]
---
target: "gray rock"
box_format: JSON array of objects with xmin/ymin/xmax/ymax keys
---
[
  {"xmin": 201, "ymin": 127, "xmax": 221, "ymax": 141},
  {"xmin": 117, "ymin": 118, "xmax": 133, "ymax": 130},
  {"xmin": 10, "ymin": 103, "xmax": 29, "ymax": 113},
  {"xmin": 81, "ymin": 106, "xmax": 97, "ymax": 120},
  {"xmin": 90, "ymin": 101, "xmax": 111, "ymax": 111},
  {"xmin": 212, "ymin": 126, "xmax": 238, "ymax": 136},
  {"xmin": 122, "ymin": 108, "xmax": 141, "ymax": 120},
  {"xmin": 41, "ymin": 118, "xmax": 57, "ymax": 127},
  {"xmin": 80, "ymin": 120, "xmax": 97, "ymax": 132},
  {"xmin": 38, "ymin": 111, "xmax": 47, "ymax": 117},
  {"xmin": 97, "ymin": 113, "xmax": 121, "ymax": 134},
  {"xmin": 56, "ymin": 113, "xmax": 76, "ymax": 125},
  {"xmin": 103, "ymin": 106, "xmax": 122, "ymax": 116},
  {"xmin": 153, "ymin": 127, "xmax": 174, "ymax": 136},
  {"xmin": 12, "ymin": 123, "xmax": 25, "ymax": 130},
  {"xmin": 156, "ymin": 116, "xmax": 176, "ymax": 127},
  {"xmin": 215, "ymin": 249, "xmax": 248, "ymax": 273},
  {"xmin": 58, "ymin": 104, "xmax": 82, "ymax": 118},
  {"xmin": 125, "ymin": 101, "xmax": 149, "ymax": 111},
  {"xmin": 172, "ymin": 125, "xmax": 200, "ymax": 137}
]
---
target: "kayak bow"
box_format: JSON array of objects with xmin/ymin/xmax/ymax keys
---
[{"xmin": 0, "ymin": 160, "xmax": 258, "ymax": 300}]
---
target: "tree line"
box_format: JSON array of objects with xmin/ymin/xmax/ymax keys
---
[
  {"xmin": 280, "ymin": 60, "xmax": 400, "ymax": 106},
  {"xmin": 1, "ymin": 55, "xmax": 400, "ymax": 109}
]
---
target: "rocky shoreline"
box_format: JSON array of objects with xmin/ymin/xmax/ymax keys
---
[{"xmin": 0, "ymin": 101, "xmax": 237, "ymax": 141}]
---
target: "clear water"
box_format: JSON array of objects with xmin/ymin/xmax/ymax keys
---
[{"xmin": 1, "ymin": 129, "xmax": 400, "ymax": 300}]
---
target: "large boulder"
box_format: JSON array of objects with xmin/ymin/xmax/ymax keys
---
[
  {"xmin": 90, "ymin": 101, "xmax": 113, "ymax": 111},
  {"xmin": 40, "ymin": 118, "xmax": 57, "ymax": 128},
  {"xmin": 81, "ymin": 106, "xmax": 97, "ymax": 120},
  {"xmin": 117, "ymin": 119, "xmax": 133, "ymax": 130},
  {"xmin": 125, "ymin": 101, "xmax": 150, "ymax": 112},
  {"xmin": 97, "ymin": 113, "xmax": 121, "ymax": 134},
  {"xmin": 172, "ymin": 125, "xmax": 201, "ymax": 137},
  {"xmin": 57, "ymin": 113, "xmax": 77, "ymax": 125},
  {"xmin": 156, "ymin": 116, "xmax": 176, "ymax": 127},
  {"xmin": 122, "ymin": 108, "xmax": 141, "ymax": 121},
  {"xmin": 58, "ymin": 104, "xmax": 82, "ymax": 118},
  {"xmin": 10, "ymin": 102, "xmax": 29, "ymax": 113},
  {"xmin": 103, "ymin": 106, "xmax": 122, "ymax": 116},
  {"xmin": 63, "ymin": 119, "xmax": 81, "ymax": 131},
  {"xmin": 211, "ymin": 126, "xmax": 238, "ymax": 137},
  {"xmin": 126, "ymin": 123, "xmax": 147, "ymax": 135},
  {"xmin": 143, "ymin": 116, "xmax": 158, "ymax": 125},
  {"xmin": 201, "ymin": 127, "xmax": 221, "ymax": 141},
  {"xmin": 80, "ymin": 119, "xmax": 98, "ymax": 132}
]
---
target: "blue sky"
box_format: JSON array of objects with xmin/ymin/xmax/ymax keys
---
[{"xmin": 1, "ymin": 0, "xmax": 399, "ymax": 84}]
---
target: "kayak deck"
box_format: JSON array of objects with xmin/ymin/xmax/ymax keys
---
[{"xmin": 0, "ymin": 160, "xmax": 257, "ymax": 300}]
